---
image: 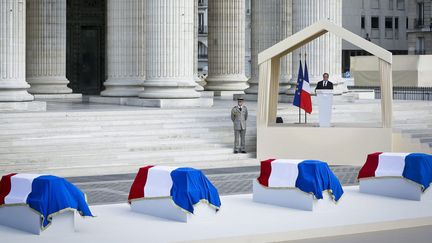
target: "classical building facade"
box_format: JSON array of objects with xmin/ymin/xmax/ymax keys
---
[{"xmin": 0, "ymin": 0, "xmax": 345, "ymax": 105}]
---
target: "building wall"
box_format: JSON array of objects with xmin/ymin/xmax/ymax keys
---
[
  {"xmin": 407, "ymin": 0, "xmax": 432, "ymax": 54},
  {"xmin": 342, "ymin": 0, "xmax": 416, "ymax": 51},
  {"xmin": 342, "ymin": 0, "xmax": 418, "ymax": 71}
]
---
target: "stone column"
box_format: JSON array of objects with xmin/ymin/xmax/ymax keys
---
[
  {"xmin": 246, "ymin": 0, "xmax": 292, "ymax": 96},
  {"xmin": 101, "ymin": 0, "xmax": 145, "ymax": 97},
  {"xmin": 206, "ymin": 0, "xmax": 249, "ymax": 95},
  {"xmin": 0, "ymin": 0, "xmax": 33, "ymax": 101},
  {"xmin": 279, "ymin": 1, "xmax": 293, "ymax": 93},
  {"xmin": 26, "ymin": 0, "xmax": 71, "ymax": 94},
  {"xmin": 139, "ymin": 0, "xmax": 199, "ymax": 99},
  {"xmin": 194, "ymin": 0, "xmax": 204, "ymax": 91},
  {"xmin": 291, "ymin": 0, "xmax": 345, "ymax": 95}
]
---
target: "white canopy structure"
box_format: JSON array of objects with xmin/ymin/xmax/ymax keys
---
[
  {"xmin": 257, "ymin": 19, "xmax": 393, "ymax": 129},
  {"xmin": 255, "ymin": 20, "xmax": 426, "ymax": 165}
]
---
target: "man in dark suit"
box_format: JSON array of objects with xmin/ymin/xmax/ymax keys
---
[{"xmin": 315, "ymin": 73, "xmax": 334, "ymax": 91}]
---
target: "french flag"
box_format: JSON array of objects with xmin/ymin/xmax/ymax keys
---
[
  {"xmin": 358, "ymin": 152, "xmax": 432, "ymax": 190},
  {"xmin": 293, "ymin": 61, "xmax": 313, "ymax": 114},
  {"xmin": 257, "ymin": 159, "xmax": 343, "ymax": 201},
  {"xmin": 0, "ymin": 173, "xmax": 93, "ymax": 229},
  {"xmin": 128, "ymin": 166, "xmax": 221, "ymax": 213}
]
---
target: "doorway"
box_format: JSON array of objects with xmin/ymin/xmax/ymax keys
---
[{"xmin": 66, "ymin": 0, "xmax": 106, "ymax": 95}]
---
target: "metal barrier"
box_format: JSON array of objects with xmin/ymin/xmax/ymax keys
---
[{"xmin": 349, "ymin": 86, "xmax": 432, "ymax": 101}]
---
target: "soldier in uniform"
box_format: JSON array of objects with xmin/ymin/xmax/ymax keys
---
[{"xmin": 231, "ymin": 97, "xmax": 248, "ymax": 154}]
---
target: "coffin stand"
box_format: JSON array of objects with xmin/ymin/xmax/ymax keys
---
[
  {"xmin": 0, "ymin": 205, "xmax": 75, "ymax": 235},
  {"xmin": 131, "ymin": 198, "xmax": 217, "ymax": 223},
  {"xmin": 359, "ymin": 178, "xmax": 432, "ymax": 201},
  {"xmin": 252, "ymin": 180, "xmax": 336, "ymax": 211}
]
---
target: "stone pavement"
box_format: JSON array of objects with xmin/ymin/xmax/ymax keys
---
[{"xmin": 68, "ymin": 165, "xmax": 360, "ymax": 205}]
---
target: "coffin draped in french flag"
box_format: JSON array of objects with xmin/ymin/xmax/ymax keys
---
[
  {"xmin": 128, "ymin": 166, "xmax": 221, "ymax": 213},
  {"xmin": 0, "ymin": 173, "xmax": 93, "ymax": 229},
  {"xmin": 358, "ymin": 152, "xmax": 432, "ymax": 190},
  {"xmin": 257, "ymin": 159, "xmax": 344, "ymax": 202}
]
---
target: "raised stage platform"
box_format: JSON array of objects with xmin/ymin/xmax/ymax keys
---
[{"xmin": 1, "ymin": 186, "xmax": 431, "ymax": 243}]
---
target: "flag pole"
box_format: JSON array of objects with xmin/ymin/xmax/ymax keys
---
[
  {"xmin": 299, "ymin": 107, "xmax": 301, "ymax": 124},
  {"xmin": 298, "ymin": 53, "xmax": 302, "ymax": 124},
  {"xmin": 304, "ymin": 53, "xmax": 307, "ymax": 124}
]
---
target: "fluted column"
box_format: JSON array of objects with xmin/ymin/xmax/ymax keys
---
[
  {"xmin": 26, "ymin": 0, "xmax": 71, "ymax": 94},
  {"xmin": 0, "ymin": 0, "xmax": 33, "ymax": 101},
  {"xmin": 290, "ymin": 0, "xmax": 344, "ymax": 95},
  {"xmin": 246, "ymin": 0, "xmax": 292, "ymax": 95},
  {"xmin": 139, "ymin": 0, "xmax": 199, "ymax": 99},
  {"xmin": 102, "ymin": 0, "xmax": 145, "ymax": 97},
  {"xmin": 206, "ymin": 0, "xmax": 249, "ymax": 93},
  {"xmin": 194, "ymin": 0, "xmax": 204, "ymax": 91},
  {"xmin": 279, "ymin": 1, "xmax": 293, "ymax": 93}
]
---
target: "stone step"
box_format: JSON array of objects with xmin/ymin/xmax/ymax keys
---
[
  {"xmin": 0, "ymin": 116, "xmax": 258, "ymax": 126},
  {"xmin": 0, "ymin": 147, "xmax": 256, "ymax": 162},
  {"xmin": 0, "ymin": 153, "xmax": 258, "ymax": 174},
  {"xmin": 0, "ymin": 109, "xmax": 257, "ymax": 120},
  {"xmin": 0, "ymin": 158, "xmax": 259, "ymax": 177},
  {"xmin": 0, "ymin": 130, "xmax": 257, "ymax": 146},
  {"xmin": 0, "ymin": 122, "xmax": 257, "ymax": 136},
  {"xmin": 420, "ymin": 138, "xmax": 432, "ymax": 143},
  {"xmin": 0, "ymin": 135, "xmax": 257, "ymax": 148},
  {"xmin": 0, "ymin": 139, "xmax": 257, "ymax": 154}
]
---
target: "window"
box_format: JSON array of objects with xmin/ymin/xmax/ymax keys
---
[
  {"xmin": 385, "ymin": 17, "xmax": 393, "ymax": 38},
  {"xmin": 397, "ymin": 0, "xmax": 405, "ymax": 10},
  {"xmin": 389, "ymin": 0, "xmax": 394, "ymax": 10},
  {"xmin": 371, "ymin": 17, "xmax": 380, "ymax": 28},
  {"xmin": 361, "ymin": 16, "xmax": 366, "ymax": 29},
  {"xmin": 198, "ymin": 13, "xmax": 205, "ymax": 34},
  {"xmin": 417, "ymin": 2, "xmax": 425, "ymax": 27},
  {"xmin": 371, "ymin": 16, "xmax": 380, "ymax": 38},
  {"xmin": 385, "ymin": 17, "xmax": 393, "ymax": 29},
  {"xmin": 371, "ymin": 0, "xmax": 380, "ymax": 9},
  {"xmin": 406, "ymin": 17, "xmax": 409, "ymax": 29},
  {"xmin": 416, "ymin": 37, "xmax": 425, "ymax": 54}
]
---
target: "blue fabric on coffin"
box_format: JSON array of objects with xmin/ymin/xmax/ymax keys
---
[
  {"xmin": 170, "ymin": 168, "xmax": 221, "ymax": 214},
  {"xmin": 403, "ymin": 153, "xmax": 432, "ymax": 191},
  {"xmin": 26, "ymin": 175, "xmax": 93, "ymax": 228},
  {"xmin": 296, "ymin": 160, "xmax": 344, "ymax": 202}
]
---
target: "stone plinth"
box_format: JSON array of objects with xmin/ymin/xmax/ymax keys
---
[
  {"xmin": 89, "ymin": 96, "xmax": 213, "ymax": 108},
  {"xmin": 0, "ymin": 101, "xmax": 46, "ymax": 112}
]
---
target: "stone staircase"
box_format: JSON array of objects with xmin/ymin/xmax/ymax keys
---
[
  {"xmin": 1, "ymin": 98, "xmax": 430, "ymax": 177},
  {"xmin": 0, "ymin": 107, "xmax": 258, "ymax": 177}
]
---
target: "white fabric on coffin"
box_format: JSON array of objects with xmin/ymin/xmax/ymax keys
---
[
  {"xmin": 268, "ymin": 160, "xmax": 303, "ymax": 187},
  {"xmin": 144, "ymin": 166, "xmax": 178, "ymax": 198},
  {"xmin": 376, "ymin": 153, "xmax": 409, "ymax": 177},
  {"xmin": 5, "ymin": 174, "xmax": 44, "ymax": 204}
]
